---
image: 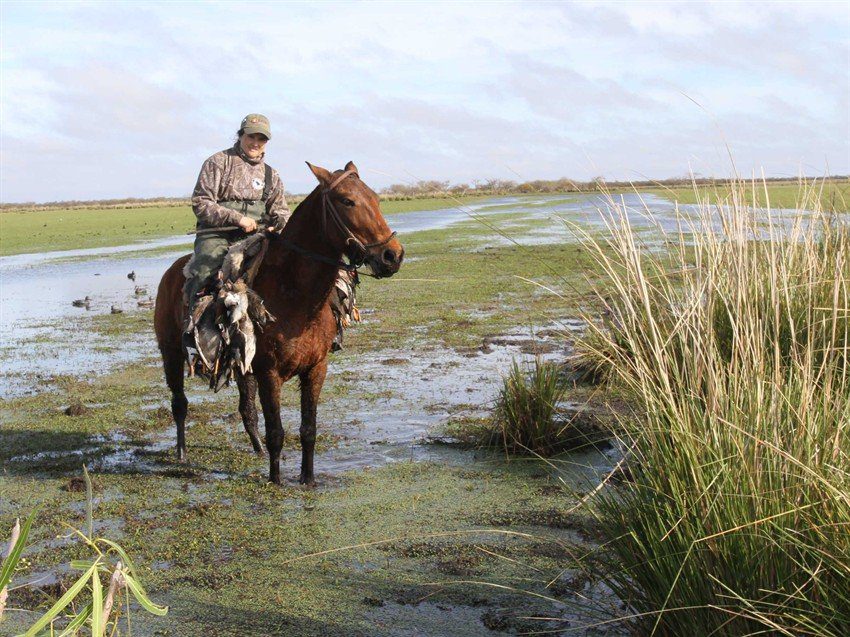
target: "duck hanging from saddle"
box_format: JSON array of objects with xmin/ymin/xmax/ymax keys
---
[
  {"xmin": 182, "ymin": 232, "xmax": 361, "ymax": 391},
  {"xmin": 183, "ymin": 232, "xmax": 275, "ymax": 391}
]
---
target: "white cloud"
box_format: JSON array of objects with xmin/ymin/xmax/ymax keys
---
[{"xmin": 0, "ymin": 0, "xmax": 847, "ymax": 202}]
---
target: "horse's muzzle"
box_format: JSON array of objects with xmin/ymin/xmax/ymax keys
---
[{"xmin": 369, "ymin": 245, "xmax": 404, "ymax": 278}]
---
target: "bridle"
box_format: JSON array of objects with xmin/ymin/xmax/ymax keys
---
[
  {"xmin": 280, "ymin": 168, "xmax": 397, "ymax": 274},
  {"xmin": 321, "ymin": 168, "xmax": 397, "ymax": 265}
]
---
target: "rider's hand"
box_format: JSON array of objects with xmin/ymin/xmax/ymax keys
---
[{"xmin": 238, "ymin": 216, "xmax": 258, "ymax": 233}]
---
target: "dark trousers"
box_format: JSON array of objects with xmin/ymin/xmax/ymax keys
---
[{"xmin": 184, "ymin": 229, "xmax": 245, "ymax": 306}]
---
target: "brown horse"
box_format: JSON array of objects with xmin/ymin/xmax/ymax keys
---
[{"xmin": 154, "ymin": 161, "xmax": 404, "ymax": 485}]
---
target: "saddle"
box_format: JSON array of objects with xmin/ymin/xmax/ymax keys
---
[{"xmin": 183, "ymin": 233, "xmax": 361, "ymax": 390}]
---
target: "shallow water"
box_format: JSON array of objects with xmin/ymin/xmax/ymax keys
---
[
  {"xmin": 0, "ymin": 196, "xmax": 564, "ymax": 392},
  {"xmin": 0, "ymin": 194, "xmax": 651, "ymax": 344},
  {"xmin": 1, "ymin": 198, "xmax": 624, "ymax": 635},
  {"xmin": 0, "ymin": 193, "xmax": 807, "ymax": 397},
  {"xmin": 2, "ymin": 320, "xmax": 609, "ymax": 490},
  {"xmin": 249, "ymin": 321, "xmax": 593, "ymax": 480}
]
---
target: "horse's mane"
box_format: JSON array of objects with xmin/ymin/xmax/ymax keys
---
[{"xmin": 275, "ymin": 185, "xmax": 321, "ymax": 243}]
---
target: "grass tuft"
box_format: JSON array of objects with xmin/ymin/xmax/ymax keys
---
[
  {"xmin": 575, "ymin": 178, "xmax": 850, "ymax": 635},
  {"xmin": 491, "ymin": 358, "xmax": 570, "ymax": 456}
]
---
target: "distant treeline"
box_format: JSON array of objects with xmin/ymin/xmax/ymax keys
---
[
  {"xmin": 2, "ymin": 175, "xmax": 846, "ymax": 212},
  {"xmin": 380, "ymin": 175, "xmax": 849, "ymax": 197}
]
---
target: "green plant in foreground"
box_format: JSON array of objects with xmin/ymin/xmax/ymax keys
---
[
  {"xmin": 0, "ymin": 467, "xmax": 167, "ymax": 636},
  {"xmin": 492, "ymin": 357, "xmax": 570, "ymax": 456},
  {"xmin": 576, "ymin": 179, "xmax": 850, "ymax": 635}
]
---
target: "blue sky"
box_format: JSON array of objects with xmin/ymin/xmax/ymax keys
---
[{"xmin": 1, "ymin": 1, "xmax": 848, "ymax": 202}]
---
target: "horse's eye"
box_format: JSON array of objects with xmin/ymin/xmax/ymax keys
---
[{"xmin": 340, "ymin": 198, "xmax": 355, "ymax": 207}]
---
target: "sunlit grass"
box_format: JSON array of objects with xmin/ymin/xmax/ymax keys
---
[{"xmin": 575, "ymin": 178, "xmax": 850, "ymax": 635}]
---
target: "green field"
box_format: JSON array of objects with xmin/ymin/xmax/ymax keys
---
[
  {"xmin": 644, "ymin": 179, "xmax": 850, "ymax": 211},
  {"xmin": 0, "ymin": 196, "xmax": 490, "ymax": 257}
]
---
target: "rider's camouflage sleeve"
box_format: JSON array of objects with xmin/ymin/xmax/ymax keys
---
[
  {"xmin": 264, "ymin": 169, "xmax": 291, "ymax": 229},
  {"xmin": 191, "ymin": 153, "xmax": 245, "ymax": 227}
]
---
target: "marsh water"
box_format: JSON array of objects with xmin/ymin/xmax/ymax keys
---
[
  {"xmin": 0, "ymin": 191, "xmax": 807, "ymax": 482},
  {"xmin": 0, "ymin": 192, "xmax": 695, "ymax": 388},
  {"xmin": 0, "ymin": 196, "xmax": 625, "ymax": 474},
  {"xmin": 1, "ymin": 191, "xmax": 811, "ymax": 364},
  {"xmin": 2, "ymin": 192, "xmax": 780, "ymax": 635}
]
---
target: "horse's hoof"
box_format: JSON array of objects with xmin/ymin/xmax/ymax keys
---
[
  {"xmin": 253, "ymin": 447, "xmax": 266, "ymax": 458},
  {"xmin": 176, "ymin": 449, "xmax": 187, "ymax": 463},
  {"xmin": 299, "ymin": 474, "xmax": 316, "ymax": 487}
]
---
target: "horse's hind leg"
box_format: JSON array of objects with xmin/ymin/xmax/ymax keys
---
[
  {"xmin": 237, "ymin": 373, "xmax": 264, "ymax": 456},
  {"xmin": 162, "ymin": 347, "xmax": 188, "ymax": 461},
  {"xmin": 298, "ymin": 361, "xmax": 327, "ymax": 486},
  {"xmin": 257, "ymin": 372, "xmax": 284, "ymax": 484}
]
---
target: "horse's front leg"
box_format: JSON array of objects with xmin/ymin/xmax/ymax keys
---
[
  {"xmin": 257, "ymin": 371, "xmax": 284, "ymax": 484},
  {"xmin": 236, "ymin": 372, "xmax": 264, "ymax": 456},
  {"xmin": 299, "ymin": 361, "xmax": 327, "ymax": 486}
]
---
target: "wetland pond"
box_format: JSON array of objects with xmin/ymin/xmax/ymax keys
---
[
  {"xmin": 0, "ymin": 191, "xmax": 716, "ymax": 394},
  {"xmin": 0, "ymin": 193, "xmax": 702, "ymax": 635}
]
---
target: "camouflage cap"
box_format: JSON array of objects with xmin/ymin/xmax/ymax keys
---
[{"xmin": 240, "ymin": 113, "xmax": 271, "ymax": 139}]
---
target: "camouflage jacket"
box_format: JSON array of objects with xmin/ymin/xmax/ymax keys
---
[{"xmin": 191, "ymin": 143, "xmax": 291, "ymax": 228}]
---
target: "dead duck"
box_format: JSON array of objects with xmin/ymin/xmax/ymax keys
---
[
  {"xmin": 221, "ymin": 280, "xmax": 257, "ymax": 376},
  {"xmin": 137, "ymin": 297, "xmax": 155, "ymax": 308},
  {"xmin": 72, "ymin": 296, "xmax": 91, "ymax": 308},
  {"xmin": 110, "ymin": 305, "xmax": 123, "ymax": 314}
]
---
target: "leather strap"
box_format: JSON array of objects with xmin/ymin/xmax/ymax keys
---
[{"xmin": 320, "ymin": 169, "xmax": 396, "ymax": 264}]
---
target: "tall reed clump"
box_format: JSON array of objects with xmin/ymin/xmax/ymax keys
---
[{"xmin": 576, "ymin": 180, "xmax": 850, "ymax": 636}]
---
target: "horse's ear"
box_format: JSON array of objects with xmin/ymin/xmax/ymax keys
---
[
  {"xmin": 306, "ymin": 162, "xmax": 332, "ymax": 186},
  {"xmin": 344, "ymin": 160, "xmax": 359, "ymax": 175}
]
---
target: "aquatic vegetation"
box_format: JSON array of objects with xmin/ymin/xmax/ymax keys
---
[
  {"xmin": 1, "ymin": 467, "xmax": 167, "ymax": 636},
  {"xmin": 491, "ymin": 357, "xmax": 570, "ymax": 456},
  {"xmin": 576, "ymin": 179, "xmax": 850, "ymax": 635}
]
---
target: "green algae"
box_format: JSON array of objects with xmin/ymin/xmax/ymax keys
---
[{"xmin": 1, "ymin": 459, "xmax": 607, "ymax": 636}]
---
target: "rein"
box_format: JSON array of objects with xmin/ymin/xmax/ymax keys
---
[
  {"xmin": 280, "ymin": 168, "xmax": 397, "ymax": 276},
  {"xmin": 279, "ymin": 237, "xmax": 359, "ymax": 272}
]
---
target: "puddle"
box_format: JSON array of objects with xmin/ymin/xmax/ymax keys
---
[
  {"xmin": 192, "ymin": 321, "xmax": 586, "ymax": 481},
  {"xmin": 1, "ymin": 319, "xmax": 609, "ymax": 491}
]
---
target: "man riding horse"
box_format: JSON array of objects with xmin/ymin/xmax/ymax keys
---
[{"xmin": 184, "ymin": 113, "xmax": 356, "ymax": 353}]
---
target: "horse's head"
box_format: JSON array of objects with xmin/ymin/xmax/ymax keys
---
[{"xmin": 306, "ymin": 161, "xmax": 404, "ymax": 278}]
